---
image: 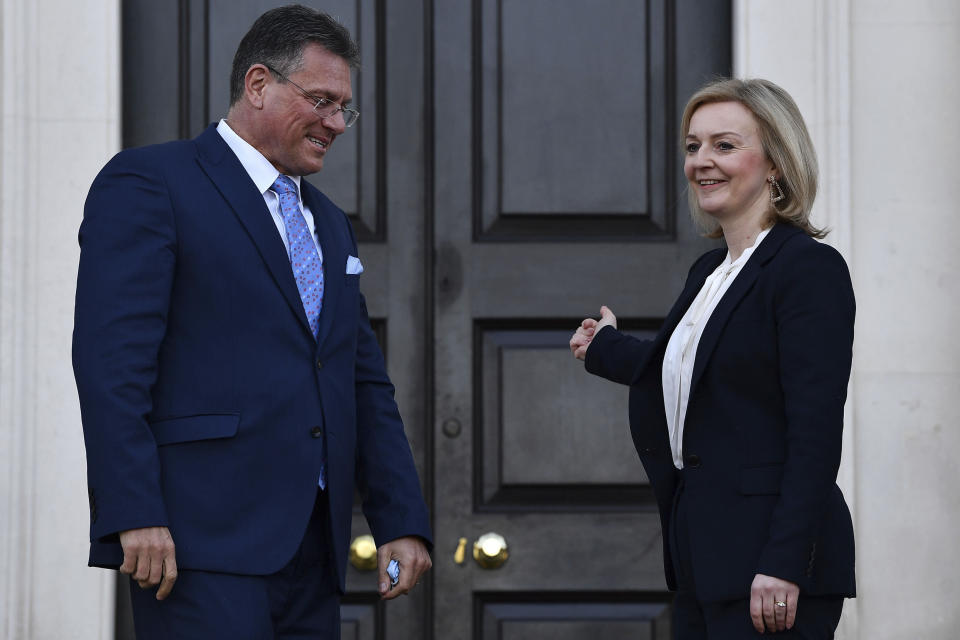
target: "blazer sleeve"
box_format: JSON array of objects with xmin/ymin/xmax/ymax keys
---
[
  {"xmin": 72, "ymin": 152, "xmax": 177, "ymax": 541},
  {"xmin": 347, "ymin": 231, "xmax": 432, "ymax": 548},
  {"xmin": 757, "ymin": 240, "xmax": 855, "ymax": 585},
  {"xmin": 584, "ymin": 326, "xmax": 654, "ymax": 385},
  {"xmin": 584, "ymin": 248, "xmax": 722, "ymax": 386},
  {"xmin": 583, "ymin": 249, "xmax": 726, "ymax": 385}
]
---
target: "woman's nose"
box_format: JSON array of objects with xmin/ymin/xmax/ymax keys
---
[{"xmin": 690, "ymin": 148, "xmax": 714, "ymax": 168}]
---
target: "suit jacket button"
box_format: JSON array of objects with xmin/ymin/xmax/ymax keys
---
[
  {"xmin": 684, "ymin": 454, "xmax": 701, "ymax": 468},
  {"xmin": 310, "ymin": 426, "xmax": 323, "ymax": 438},
  {"xmin": 316, "ymin": 360, "xmax": 323, "ymax": 369}
]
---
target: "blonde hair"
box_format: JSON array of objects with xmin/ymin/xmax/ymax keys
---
[{"xmin": 680, "ymin": 78, "xmax": 824, "ymax": 238}]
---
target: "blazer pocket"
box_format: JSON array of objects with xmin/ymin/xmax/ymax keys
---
[
  {"xmin": 344, "ymin": 273, "xmax": 360, "ymax": 287},
  {"xmin": 150, "ymin": 413, "xmax": 240, "ymax": 446},
  {"xmin": 739, "ymin": 463, "xmax": 784, "ymax": 495}
]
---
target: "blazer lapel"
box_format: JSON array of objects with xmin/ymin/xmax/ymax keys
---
[
  {"xmin": 193, "ymin": 125, "xmax": 314, "ymax": 338},
  {"xmin": 650, "ymin": 250, "xmax": 725, "ymax": 357},
  {"xmin": 690, "ymin": 223, "xmax": 803, "ymax": 391},
  {"xmin": 302, "ymin": 185, "xmax": 346, "ymax": 351},
  {"xmin": 616, "ymin": 250, "xmax": 725, "ymax": 379}
]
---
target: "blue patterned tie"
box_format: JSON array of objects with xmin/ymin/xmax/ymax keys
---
[
  {"xmin": 271, "ymin": 175, "xmax": 324, "ymax": 338},
  {"xmin": 272, "ymin": 175, "xmax": 326, "ymax": 489}
]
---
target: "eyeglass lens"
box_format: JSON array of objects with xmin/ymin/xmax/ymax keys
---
[{"xmin": 314, "ymin": 102, "xmax": 357, "ymax": 126}]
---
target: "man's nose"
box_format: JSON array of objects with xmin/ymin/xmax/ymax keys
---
[{"xmin": 322, "ymin": 111, "xmax": 347, "ymax": 134}]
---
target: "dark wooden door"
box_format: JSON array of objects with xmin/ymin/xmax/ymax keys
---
[
  {"xmin": 121, "ymin": 1, "xmax": 729, "ymax": 638},
  {"xmin": 431, "ymin": 1, "xmax": 728, "ymax": 637}
]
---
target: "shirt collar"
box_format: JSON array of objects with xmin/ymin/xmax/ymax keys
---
[{"xmin": 216, "ymin": 119, "xmax": 303, "ymax": 200}]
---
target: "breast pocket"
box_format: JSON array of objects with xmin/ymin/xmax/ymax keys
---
[{"xmin": 149, "ymin": 413, "xmax": 240, "ymax": 446}]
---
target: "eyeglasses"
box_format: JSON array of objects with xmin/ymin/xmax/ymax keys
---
[{"xmin": 264, "ymin": 64, "xmax": 359, "ymax": 128}]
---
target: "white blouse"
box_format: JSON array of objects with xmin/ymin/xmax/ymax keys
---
[{"xmin": 661, "ymin": 227, "xmax": 772, "ymax": 469}]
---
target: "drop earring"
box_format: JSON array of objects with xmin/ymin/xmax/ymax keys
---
[{"xmin": 768, "ymin": 175, "xmax": 785, "ymax": 204}]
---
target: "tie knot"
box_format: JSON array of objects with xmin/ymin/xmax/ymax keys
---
[{"xmin": 272, "ymin": 174, "xmax": 298, "ymax": 198}]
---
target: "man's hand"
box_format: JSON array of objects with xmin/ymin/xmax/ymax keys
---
[
  {"xmin": 377, "ymin": 536, "xmax": 432, "ymax": 599},
  {"xmin": 750, "ymin": 573, "xmax": 799, "ymax": 633},
  {"xmin": 569, "ymin": 306, "xmax": 618, "ymax": 361},
  {"xmin": 119, "ymin": 526, "xmax": 178, "ymax": 600}
]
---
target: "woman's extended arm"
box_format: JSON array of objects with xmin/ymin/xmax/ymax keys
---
[{"xmin": 570, "ymin": 306, "xmax": 654, "ymax": 385}]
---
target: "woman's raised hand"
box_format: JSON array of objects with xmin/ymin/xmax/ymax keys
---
[
  {"xmin": 569, "ymin": 306, "xmax": 618, "ymax": 361},
  {"xmin": 569, "ymin": 317, "xmax": 597, "ymax": 361}
]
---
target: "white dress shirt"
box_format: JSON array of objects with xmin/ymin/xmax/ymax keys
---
[
  {"xmin": 217, "ymin": 120, "xmax": 330, "ymax": 488},
  {"xmin": 661, "ymin": 226, "xmax": 772, "ymax": 469},
  {"xmin": 216, "ymin": 119, "xmax": 323, "ymax": 261}
]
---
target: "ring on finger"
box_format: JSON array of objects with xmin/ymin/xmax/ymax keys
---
[{"xmin": 774, "ymin": 600, "xmax": 787, "ymax": 608}]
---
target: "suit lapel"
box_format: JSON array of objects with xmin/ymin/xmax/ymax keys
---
[
  {"xmin": 193, "ymin": 126, "xmax": 314, "ymax": 338},
  {"xmin": 651, "ymin": 250, "xmax": 725, "ymax": 357},
  {"xmin": 302, "ymin": 185, "xmax": 346, "ymax": 351},
  {"xmin": 689, "ymin": 223, "xmax": 803, "ymax": 391},
  {"xmin": 616, "ymin": 250, "xmax": 725, "ymax": 379}
]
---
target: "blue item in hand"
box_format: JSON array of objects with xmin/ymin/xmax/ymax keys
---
[{"xmin": 387, "ymin": 559, "xmax": 400, "ymax": 588}]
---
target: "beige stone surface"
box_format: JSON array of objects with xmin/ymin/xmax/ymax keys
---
[
  {"xmin": 850, "ymin": 1, "xmax": 960, "ymax": 638},
  {"xmin": 1, "ymin": 0, "xmax": 118, "ymax": 638},
  {"xmin": 852, "ymin": 3, "xmax": 960, "ymax": 375},
  {"xmin": 853, "ymin": 372, "xmax": 960, "ymax": 638}
]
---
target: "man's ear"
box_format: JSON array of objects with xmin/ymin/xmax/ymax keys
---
[{"xmin": 244, "ymin": 64, "xmax": 270, "ymax": 109}]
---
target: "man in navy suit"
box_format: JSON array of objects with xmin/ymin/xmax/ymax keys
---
[{"xmin": 73, "ymin": 6, "xmax": 431, "ymax": 637}]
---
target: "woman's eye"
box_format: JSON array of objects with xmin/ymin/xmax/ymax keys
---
[
  {"xmin": 717, "ymin": 141, "xmax": 735, "ymax": 151},
  {"xmin": 685, "ymin": 143, "xmax": 700, "ymax": 153}
]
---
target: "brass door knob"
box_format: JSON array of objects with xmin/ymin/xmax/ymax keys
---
[
  {"xmin": 473, "ymin": 532, "xmax": 509, "ymax": 569},
  {"xmin": 349, "ymin": 534, "xmax": 378, "ymax": 571}
]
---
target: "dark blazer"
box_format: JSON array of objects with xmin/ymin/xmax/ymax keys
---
[
  {"xmin": 73, "ymin": 124, "xmax": 432, "ymax": 589},
  {"xmin": 585, "ymin": 222, "xmax": 855, "ymax": 602}
]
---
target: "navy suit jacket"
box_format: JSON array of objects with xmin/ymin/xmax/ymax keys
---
[
  {"xmin": 586, "ymin": 222, "xmax": 856, "ymax": 602},
  {"xmin": 73, "ymin": 124, "xmax": 432, "ymax": 589}
]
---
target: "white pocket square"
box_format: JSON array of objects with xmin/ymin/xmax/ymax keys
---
[{"xmin": 345, "ymin": 255, "xmax": 364, "ymax": 275}]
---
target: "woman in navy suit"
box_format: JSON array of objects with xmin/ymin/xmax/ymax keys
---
[{"xmin": 570, "ymin": 78, "xmax": 855, "ymax": 638}]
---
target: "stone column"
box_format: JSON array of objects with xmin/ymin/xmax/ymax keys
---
[
  {"xmin": 0, "ymin": 0, "xmax": 119, "ymax": 637},
  {"xmin": 849, "ymin": 2, "xmax": 960, "ymax": 639}
]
